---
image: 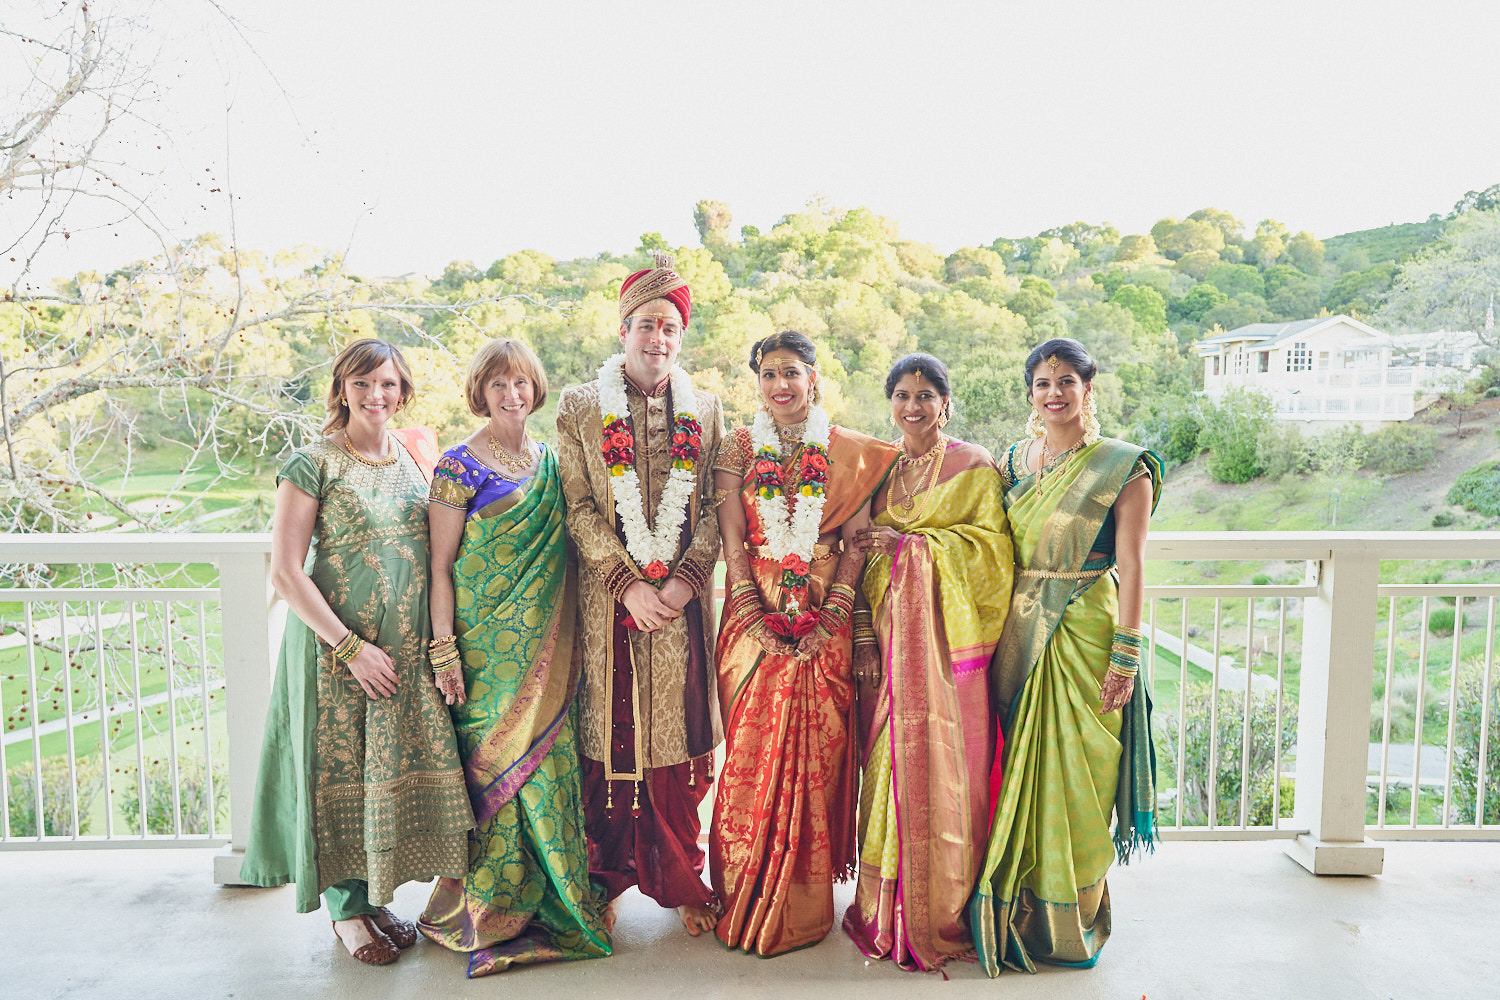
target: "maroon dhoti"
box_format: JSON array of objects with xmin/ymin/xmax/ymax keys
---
[{"xmin": 581, "ymin": 758, "xmax": 717, "ymax": 909}]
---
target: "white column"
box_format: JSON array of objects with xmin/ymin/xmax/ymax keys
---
[
  {"xmin": 213, "ymin": 550, "xmax": 277, "ymax": 885},
  {"xmin": 1287, "ymin": 544, "xmax": 1385, "ymax": 875}
]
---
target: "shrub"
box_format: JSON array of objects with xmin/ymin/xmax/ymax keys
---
[
  {"xmin": 1192, "ymin": 489, "xmax": 1218, "ymax": 513},
  {"xmin": 1448, "ymin": 460, "xmax": 1500, "ymax": 517},
  {"xmin": 1363, "ymin": 424, "xmax": 1437, "ymax": 475},
  {"xmin": 115, "ymin": 756, "xmax": 229, "ymax": 836},
  {"xmin": 1199, "ymin": 387, "xmax": 1274, "ymax": 483},
  {"xmin": 1132, "ymin": 403, "xmax": 1202, "ymax": 465},
  {"xmin": 1431, "ymin": 511, "xmax": 1456, "ymax": 527},
  {"xmin": 1273, "ymin": 473, "xmax": 1311, "ymax": 505},
  {"xmin": 1156, "ymin": 685, "xmax": 1297, "ymax": 827},
  {"xmin": 1369, "ymin": 673, "xmax": 1446, "ymax": 743},
  {"xmin": 1452, "ymin": 657, "xmax": 1500, "ymax": 824},
  {"xmin": 1217, "ymin": 497, "xmax": 1247, "ymax": 531},
  {"xmin": 1256, "ymin": 423, "xmax": 1316, "ymax": 481},
  {"xmin": 5, "ymin": 756, "xmax": 103, "ymax": 837},
  {"xmin": 1251, "ymin": 573, "xmax": 1272, "ymax": 586},
  {"xmin": 1427, "ymin": 607, "xmax": 1456, "ymax": 635}
]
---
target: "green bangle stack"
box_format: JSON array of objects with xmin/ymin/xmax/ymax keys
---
[
  {"xmin": 333, "ymin": 630, "xmax": 365, "ymax": 664},
  {"xmin": 1109, "ymin": 624, "xmax": 1145, "ymax": 679}
]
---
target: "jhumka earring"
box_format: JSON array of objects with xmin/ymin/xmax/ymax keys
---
[
  {"xmin": 937, "ymin": 400, "xmax": 951, "ymax": 429},
  {"xmin": 809, "ymin": 382, "xmax": 822, "ymax": 407}
]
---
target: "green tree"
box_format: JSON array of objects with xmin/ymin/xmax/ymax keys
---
[
  {"xmin": 1379, "ymin": 210, "xmax": 1500, "ymax": 348},
  {"xmin": 1070, "ymin": 302, "xmax": 1136, "ymax": 366},
  {"xmin": 693, "ymin": 199, "xmax": 734, "ymax": 248},
  {"xmin": 1031, "ymin": 237, "xmax": 1080, "ymax": 278},
  {"xmin": 1151, "ymin": 218, "xmax": 1226, "ymax": 260},
  {"xmin": 1285, "ymin": 231, "xmax": 1326, "ymax": 274},
  {"xmin": 1114, "ymin": 234, "xmax": 1158, "ymax": 262},
  {"xmin": 1324, "ymin": 263, "xmax": 1397, "ymax": 317},
  {"xmin": 1313, "ymin": 425, "xmax": 1366, "ymax": 526},
  {"xmin": 1172, "ymin": 283, "xmax": 1229, "ymax": 324},
  {"xmin": 1199, "ymin": 387, "xmax": 1274, "ymax": 482},
  {"xmin": 1187, "ymin": 207, "xmax": 1246, "ymax": 244},
  {"xmin": 944, "ymin": 246, "xmax": 1006, "ymax": 282},
  {"xmin": 1450, "ymin": 183, "xmax": 1500, "ymax": 217},
  {"xmin": 1202, "ymin": 297, "xmax": 1267, "ymax": 331},
  {"xmin": 1244, "ymin": 232, "xmax": 1285, "ymax": 268},
  {"xmin": 1175, "ymin": 249, "xmax": 1222, "ymax": 280},
  {"xmin": 1203, "ymin": 263, "xmax": 1265, "ymax": 299},
  {"xmin": 1110, "ymin": 284, "xmax": 1168, "ymax": 335}
]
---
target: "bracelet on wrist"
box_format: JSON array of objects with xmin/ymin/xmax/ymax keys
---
[{"xmin": 333, "ymin": 630, "xmax": 365, "ymax": 664}]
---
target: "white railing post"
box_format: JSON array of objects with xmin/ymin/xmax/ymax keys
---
[
  {"xmin": 1287, "ymin": 542, "xmax": 1385, "ymax": 875},
  {"xmin": 213, "ymin": 550, "xmax": 277, "ymax": 885}
]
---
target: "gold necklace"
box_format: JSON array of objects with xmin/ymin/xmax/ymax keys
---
[
  {"xmin": 887, "ymin": 436, "xmax": 946, "ymax": 524},
  {"xmin": 341, "ymin": 432, "xmax": 398, "ymax": 467},
  {"xmin": 1037, "ymin": 433, "xmax": 1082, "ymax": 483},
  {"xmin": 488, "ymin": 428, "xmax": 534, "ymax": 473}
]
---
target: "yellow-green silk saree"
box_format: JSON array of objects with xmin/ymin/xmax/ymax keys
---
[
  {"xmin": 842, "ymin": 439, "xmax": 1014, "ymax": 972},
  {"xmin": 969, "ymin": 437, "xmax": 1162, "ymax": 977}
]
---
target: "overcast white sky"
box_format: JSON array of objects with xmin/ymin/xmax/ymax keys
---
[{"xmin": 12, "ymin": 0, "xmax": 1500, "ymax": 280}]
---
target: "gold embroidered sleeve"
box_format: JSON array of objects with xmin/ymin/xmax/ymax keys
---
[
  {"xmin": 429, "ymin": 455, "xmax": 474, "ymax": 511},
  {"xmin": 713, "ymin": 425, "xmax": 750, "ymax": 478},
  {"xmin": 556, "ymin": 388, "xmax": 641, "ymax": 600}
]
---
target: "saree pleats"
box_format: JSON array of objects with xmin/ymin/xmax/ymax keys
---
[
  {"xmin": 418, "ymin": 449, "xmax": 610, "ymax": 976},
  {"xmin": 711, "ymin": 426, "xmax": 896, "ymax": 957},
  {"xmin": 969, "ymin": 439, "xmax": 1162, "ymax": 978},
  {"xmin": 842, "ymin": 446, "xmax": 1012, "ymax": 972}
]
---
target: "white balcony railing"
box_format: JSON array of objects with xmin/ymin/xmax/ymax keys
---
[{"xmin": 2, "ymin": 532, "xmax": 1498, "ymax": 881}]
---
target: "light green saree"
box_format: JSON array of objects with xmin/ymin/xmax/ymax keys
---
[{"xmin": 969, "ymin": 437, "xmax": 1162, "ymax": 977}]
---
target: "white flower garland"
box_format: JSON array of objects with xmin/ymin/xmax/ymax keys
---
[
  {"xmin": 750, "ymin": 403, "xmax": 830, "ymax": 562},
  {"xmin": 597, "ymin": 354, "xmax": 699, "ymax": 572}
]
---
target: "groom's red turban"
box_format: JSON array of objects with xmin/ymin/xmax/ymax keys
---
[{"xmin": 619, "ymin": 251, "xmax": 691, "ymax": 327}]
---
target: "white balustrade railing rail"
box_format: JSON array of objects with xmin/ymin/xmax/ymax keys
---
[
  {"xmin": 2, "ymin": 531, "xmax": 1497, "ymax": 880},
  {"xmin": 0, "ymin": 536, "xmax": 272, "ymax": 878}
]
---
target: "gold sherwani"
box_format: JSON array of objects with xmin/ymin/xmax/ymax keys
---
[{"xmin": 555, "ymin": 377, "xmax": 725, "ymax": 777}]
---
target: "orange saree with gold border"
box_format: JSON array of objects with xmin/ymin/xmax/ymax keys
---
[{"xmin": 710, "ymin": 425, "xmax": 896, "ymax": 957}]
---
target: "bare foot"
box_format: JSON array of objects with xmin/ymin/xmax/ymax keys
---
[
  {"xmin": 678, "ymin": 904, "xmax": 716, "ymax": 937},
  {"xmin": 602, "ymin": 900, "xmax": 618, "ymax": 934}
]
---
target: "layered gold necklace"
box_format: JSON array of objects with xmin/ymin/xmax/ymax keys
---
[
  {"xmin": 1036, "ymin": 433, "xmax": 1083, "ymax": 483},
  {"xmin": 887, "ymin": 436, "xmax": 946, "ymax": 524},
  {"xmin": 488, "ymin": 427, "xmax": 534, "ymax": 473}
]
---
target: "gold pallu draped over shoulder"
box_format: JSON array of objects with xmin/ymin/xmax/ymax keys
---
[{"xmin": 990, "ymin": 437, "xmax": 1162, "ymax": 730}]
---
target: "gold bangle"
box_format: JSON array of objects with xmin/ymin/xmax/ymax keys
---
[{"xmin": 333, "ymin": 631, "xmax": 365, "ymax": 664}]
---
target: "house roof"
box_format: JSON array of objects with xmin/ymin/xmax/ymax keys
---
[{"xmin": 1195, "ymin": 315, "xmax": 1385, "ymax": 355}]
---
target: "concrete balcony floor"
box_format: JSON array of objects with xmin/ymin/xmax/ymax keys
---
[{"xmin": 4, "ymin": 841, "xmax": 1498, "ymax": 1000}]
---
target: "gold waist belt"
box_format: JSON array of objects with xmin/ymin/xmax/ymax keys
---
[
  {"xmin": 1018, "ymin": 566, "xmax": 1108, "ymax": 581},
  {"xmin": 748, "ymin": 541, "xmax": 840, "ymax": 562}
]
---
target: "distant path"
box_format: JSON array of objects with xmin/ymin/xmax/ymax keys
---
[{"xmin": 2, "ymin": 679, "xmax": 224, "ymax": 747}]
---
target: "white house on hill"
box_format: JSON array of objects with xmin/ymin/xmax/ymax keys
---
[{"xmin": 1196, "ymin": 315, "xmax": 1481, "ymax": 429}]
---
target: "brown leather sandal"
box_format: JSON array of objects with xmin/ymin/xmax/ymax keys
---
[
  {"xmin": 332, "ymin": 914, "xmax": 400, "ymax": 966},
  {"xmin": 373, "ymin": 906, "xmax": 418, "ymax": 949}
]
